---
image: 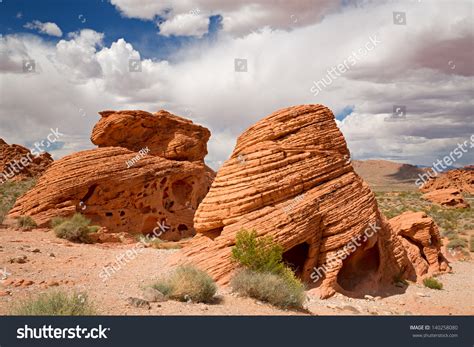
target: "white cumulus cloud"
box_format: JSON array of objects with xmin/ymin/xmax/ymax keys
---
[{"xmin": 159, "ymin": 13, "xmax": 210, "ymax": 37}]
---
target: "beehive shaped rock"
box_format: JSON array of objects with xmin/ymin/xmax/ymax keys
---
[
  {"xmin": 8, "ymin": 111, "xmax": 214, "ymax": 241},
  {"xmin": 173, "ymin": 104, "xmax": 429, "ymax": 298},
  {"xmin": 389, "ymin": 212, "xmax": 450, "ymax": 278},
  {"xmin": 91, "ymin": 110, "xmax": 210, "ymax": 162},
  {"xmin": 0, "ymin": 138, "xmax": 53, "ymax": 183}
]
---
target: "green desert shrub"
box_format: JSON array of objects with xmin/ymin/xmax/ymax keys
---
[
  {"xmin": 152, "ymin": 265, "xmax": 216, "ymax": 303},
  {"xmin": 0, "ymin": 179, "xmax": 36, "ymax": 223},
  {"xmin": 50, "ymin": 216, "xmax": 67, "ymax": 228},
  {"xmin": 231, "ymin": 229, "xmax": 285, "ymax": 275},
  {"xmin": 423, "ymin": 277, "xmax": 443, "ymax": 290},
  {"xmin": 17, "ymin": 216, "xmax": 37, "ymax": 230},
  {"xmin": 446, "ymin": 238, "xmax": 467, "ymax": 250},
  {"xmin": 231, "ymin": 269, "xmax": 305, "ymax": 309},
  {"xmin": 54, "ymin": 214, "xmax": 99, "ymax": 243},
  {"xmin": 231, "ymin": 229, "xmax": 306, "ymax": 309},
  {"xmin": 10, "ymin": 291, "xmax": 95, "ymax": 315}
]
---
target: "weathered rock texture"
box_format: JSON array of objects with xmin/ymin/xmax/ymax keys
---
[
  {"xmin": 91, "ymin": 110, "xmax": 210, "ymax": 162},
  {"xmin": 420, "ymin": 166, "xmax": 474, "ymax": 194},
  {"xmin": 422, "ymin": 188, "xmax": 470, "ymax": 209},
  {"xmin": 389, "ymin": 212, "xmax": 450, "ymax": 278},
  {"xmin": 0, "ymin": 138, "xmax": 53, "ymax": 182},
  {"xmin": 8, "ymin": 111, "xmax": 214, "ymax": 241},
  {"xmin": 173, "ymin": 104, "xmax": 448, "ymax": 298}
]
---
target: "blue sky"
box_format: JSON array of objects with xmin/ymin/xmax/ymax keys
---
[{"xmin": 0, "ymin": 0, "xmax": 221, "ymax": 60}]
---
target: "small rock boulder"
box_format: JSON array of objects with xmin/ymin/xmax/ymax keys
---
[{"xmin": 422, "ymin": 188, "xmax": 470, "ymax": 209}]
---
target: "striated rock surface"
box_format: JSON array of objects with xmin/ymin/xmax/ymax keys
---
[
  {"xmin": 8, "ymin": 110, "xmax": 214, "ymax": 240},
  {"xmin": 173, "ymin": 104, "xmax": 443, "ymax": 298},
  {"xmin": 389, "ymin": 212, "xmax": 450, "ymax": 278},
  {"xmin": 91, "ymin": 110, "xmax": 210, "ymax": 162},
  {"xmin": 422, "ymin": 188, "xmax": 470, "ymax": 209},
  {"xmin": 0, "ymin": 138, "xmax": 53, "ymax": 183},
  {"xmin": 420, "ymin": 166, "xmax": 474, "ymax": 194}
]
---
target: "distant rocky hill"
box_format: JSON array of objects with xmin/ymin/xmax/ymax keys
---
[{"xmin": 352, "ymin": 160, "xmax": 425, "ymax": 191}]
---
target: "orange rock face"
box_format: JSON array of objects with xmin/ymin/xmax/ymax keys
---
[
  {"xmin": 91, "ymin": 110, "xmax": 210, "ymax": 162},
  {"xmin": 422, "ymin": 188, "xmax": 470, "ymax": 209},
  {"xmin": 8, "ymin": 111, "xmax": 214, "ymax": 241},
  {"xmin": 420, "ymin": 166, "xmax": 474, "ymax": 194},
  {"xmin": 388, "ymin": 212, "xmax": 450, "ymax": 278},
  {"xmin": 173, "ymin": 104, "xmax": 444, "ymax": 298},
  {"xmin": 0, "ymin": 138, "xmax": 53, "ymax": 183}
]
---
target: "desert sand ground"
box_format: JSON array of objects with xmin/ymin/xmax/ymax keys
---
[{"xmin": 1, "ymin": 226, "xmax": 472, "ymax": 316}]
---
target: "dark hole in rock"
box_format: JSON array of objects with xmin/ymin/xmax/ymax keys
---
[
  {"xmin": 337, "ymin": 241, "xmax": 380, "ymax": 293},
  {"xmin": 141, "ymin": 206, "xmax": 151, "ymax": 214},
  {"xmin": 164, "ymin": 200, "xmax": 174, "ymax": 211},
  {"xmin": 178, "ymin": 224, "xmax": 188, "ymax": 231},
  {"xmin": 105, "ymin": 212, "xmax": 113, "ymax": 217},
  {"xmin": 282, "ymin": 242, "xmax": 309, "ymax": 278},
  {"xmin": 202, "ymin": 227, "xmax": 223, "ymax": 240},
  {"xmin": 171, "ymin": 179, "xmax": 193, "ymax": 205},
  {"xmin": 120, "ymin": 211, "xmax": 125, "ymax": 217},
  {"xmin": 81, "ymin": 184, "xmax": 98, "ymax": 204}
]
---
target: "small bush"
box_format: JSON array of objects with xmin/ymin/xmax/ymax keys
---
[
  {"xmin": 0, "ymin": 179, "xmax": 36, "ymax": 223},
  {"xmin": 152, "ymin": 265, "xmax": 216, "ymax": 303},
  {"xmin": 447, "ymin": 238, "xmax": 467, "ymax": 250},
  {"xmin": 54, "ymin": 214, "xmax": 99, "ymax": 243},
  {"xmin": 17, "ymin": 216, "xmax": 37, "ymax": 230},
  {"xmin": 232, "ymin": 229, "xmax": 285, "ymax": 275},
  {"xmin": 231, "ymin": 269, "xmax": 305, "ymax": 309},
  {"xmin": 423, "ymin": 277, "xmax": 443, "ymax": 290},
  {"xmin": 50, "ymin": 217, "xmax": 67, "ymax": 228},
  {"xmin": 10, "ymin": 291, "xmax": 95, "ymax": 315},
  {"xmin": 441, "ymin": 230, "xmax": 458, "ymax": 240}
]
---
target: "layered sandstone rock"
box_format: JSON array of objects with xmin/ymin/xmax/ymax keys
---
[
  {"xmin": 173, "ymin": 104, "xmax": 443, "ymax": 298},
  {"xmin": 8, "ymin": 111, "xmax": 214, "ymax": 241},
  {"xmin": 0, "ymin": 138, "xmax": 53, "ymax": 183},
  {"xmin": 420, "ymin": 166, "xmax": 474, "ymax": 194},
  {"xmin": 389, "ymin": 212, "xmax": 450, "ymax": 278},
  {"xmin": 91, "ymin": 110, "xmax": 210, "ymax": 162},
  {"xmin": 422, "ymin": 188, "xmax": 470, "ymax": 209}
]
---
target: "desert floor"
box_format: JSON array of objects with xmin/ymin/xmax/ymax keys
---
[{"xmin": 1, "ymin": 226, "xmax": 472, "ymax": 316}]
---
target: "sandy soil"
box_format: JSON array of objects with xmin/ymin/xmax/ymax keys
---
[{"xmin": 1, "ymin": 227, "xmax": 473, "ymax": 316}]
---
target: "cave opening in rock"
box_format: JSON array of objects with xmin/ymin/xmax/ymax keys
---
[
  {"xmin": 282, "ymin": 242, "xmax": 309, "ymax": 278},
  {"xmin": 202, "ymin": 227, "xmax": 223, "ymax": 240},
  {"xmin": 171, "ymin": 179, "xmax": 193, "ymax": 205},
  {"xmin": 336, "ymin": 241, "xmax": 380, "ymax": 293}
]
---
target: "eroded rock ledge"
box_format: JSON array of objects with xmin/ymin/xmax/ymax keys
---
[{"xmin": 8, "ymin": 110, "xmax": 214, "ymax": 241}]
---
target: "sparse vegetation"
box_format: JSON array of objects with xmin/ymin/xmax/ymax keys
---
[
  {"xmin": 53, "ymin": 213, "xmax": 99, "ymax": 243},
  {"xmin": 17, "ymin": 216, "xmax": 37, "ymax": 230},
  {"xmin": 470, "ymin": 235, "xmax": 474, "ymax": 252},
  {"xmin": 231, "ymin": 269, "xmax": 305, "ymax": 309},
  {"xmin": 230, "ymin": 229, "xmax": 306, "ymax": 309},
  {"xmin": 446, "ymin": 238, "xmax": 467, "ymax": 250},
  {"xmin": 0, "ymin": 179, "xmax": 36, "ymax": 223},
  {"xmin": 10, "ymin": 291, "xmax": 95, "ymax": 315},
  {"xmin": 50, "ymin": 216, "xmax": 67, "ymax": 228},
  {"xmin": 231, "ymin": 229, "xmax": 285, "ymax": 275},
  {"xmin": 423, "ymin": 277, "xmax": 443, "ymax": 290},
  {"xmin": 152, "ymin": 265, "xmax": 217, "ymax": 303}
]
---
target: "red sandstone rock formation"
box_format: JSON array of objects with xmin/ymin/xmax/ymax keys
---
[
  {"xmin": 420, "ymin": 166, "xmax": 474, "ymax": 194},
  {"xmin": 173, "ymin": 104, "xmax": 447, "ymax": 298},
  {"xmin": 91, "ymin": 110, "xmax": 210, "ymax": 162},
  {"xmin": 8, "ymin": 111, "xmax": 214, "ymax": 241},
  {"xmin": 0, "ymin": 138, "xmax": 53, "ymax": 183},
  {"xmin": 389, "ymin": 212, "xmax": 450, "ymax": 278},
  {"xmin": 422, "ymin": 188, "xmax": 470, "ymax": 209}
]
